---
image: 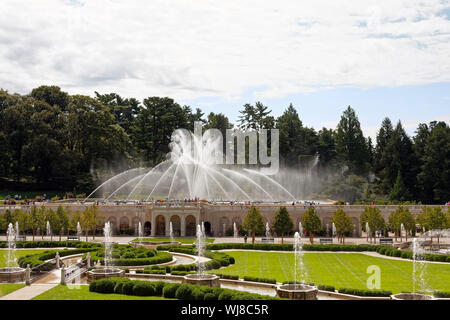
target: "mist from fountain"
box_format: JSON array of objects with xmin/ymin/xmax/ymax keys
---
[
  {"xmin": 412, "ymin": 237, "xmax": 428, "ymax": 296},
  {"xmin": 401, "ymin": 223, "xmax": 405, "ymax": 241}
]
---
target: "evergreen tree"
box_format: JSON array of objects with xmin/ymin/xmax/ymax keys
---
[
  {"xmin": 242, "ymin": 206, "xmax": 265, "ymax": 244},
  {"xmin": 301, "ymin": 207, "xmax": 322, "ymax": 244},
  {"xmin": 331, "ymin": 209, "xmax": 354, "ymax": 244},
  {"xmin": 389, "ymin": 170, "xmax": 410, "ymax": 202},
  {"xmin": 272, "ymin": 206, "xmax": 293, "ymax": 244}
]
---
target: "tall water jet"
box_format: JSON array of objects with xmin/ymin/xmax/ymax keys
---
[
  {"xmin": 366, "ymin": 222, "xmax": 370, "ymax": 243},
  {"xmin": 169, "ymin": 221, "xmax": 174, "ymax": 243},
  {"xmin": 138, "ymin": 221, "xmax": 143, "ymax": 242},
  {"xmin": 15, "ymin": 222, "xmax": 19, "ymax": 240},
  {"xmin": 77, "ymin": 221, "xmax": 81, "ymax": 240},
  {"xmin": 222, "ymin": 223, "xmax": 226, "ymax": 237},
  {"xmin": 276, "ymin": 230, "xmax": 317, "ymax": 300},
  {"xmin": 401, "ymin": 223, "xmax": 405, "ymax": 241},
  {"xmin": 182, "ymin": 224, "xmax": 220, "ymax": 287},
  {"xmin": 299, "ymin": 222, "xmax": 303, "ymax": 236},
  {"xmin": 233, "ymin": 222, "xmax": 238, "ymax": 238},
  {"xmin": 46, "ymin": 221, "xmax": 52, "ymax": 240},
  {"xmin": 265, "ymin": 222, "xmax": 270, "ymax": 238},
  {"xmin": 332, "ymin": 223, "xmax": 337, "ymax": 238},
  {"xmin": 87, "ymin": 221, "xmax": 125, "ymax": 282},
  {"xmin": 0, "ymin": 223, "xmax": 25, "ymax": 282}
]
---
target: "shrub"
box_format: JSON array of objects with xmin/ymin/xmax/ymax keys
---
[
  {"xmin": 338, "ymin": 288, "xmax": 392, "ymax": 297},
  {"xmin": 113, "ymin": 278, "xmax": 131, "ymax": 294},
  {"xmin": 204, "ymin": 293, "xmax": 216, "ymax": 300},
  {"xmin": 243, "ymin": 276, "xmax": 277, "ymax": 284},
  {"xmin": 192, "ymin": 288, "xmax": 205, "ymax": 300},
  {"xmin": 218, "ymin": 290, "xmax": 234, "ymax": 300},
  {"xmin": 175, "ymin": 284, "xmax": 194, "ymax": 300},
  {"xmin": 122, "ymin": 282, "xmax": 135, "ymax": 295},
  {"xmin": 162, "ymin": 283, "xmax": 181, "ymax": 298},
  {"xmin": 153, "ymin": 281, "xmax": 166, "ymax": 296},
  {"xmin": 133, "ymin": 282, "xmax": 156, "ymax": 296},
  {"xmin": 318, "ymin": 285, "xmax": 335, "ymax": 292},
  {"xmin": 434, "ymin": 291, "xmax": 450, "ymax": 298},
  {"xmin": 215, "ymin": 273, "xmax": 239, "ymax": 280},
  {"xmin": 93, "ymin": 278, "xmax": 116, "ymax": 293}
]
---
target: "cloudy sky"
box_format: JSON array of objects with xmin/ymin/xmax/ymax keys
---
[{"xmin": 1, "ymin": 0, "xmax": 449, "ymax": 139}]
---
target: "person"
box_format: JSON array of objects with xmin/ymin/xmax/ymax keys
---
[{"xmin": 244, "ymin": 234, "xmax": 247, "ymax": 243}]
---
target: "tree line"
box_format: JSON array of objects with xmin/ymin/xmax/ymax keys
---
[
  {"xmin": 242, "ymin": 205, "xmax": 450, "ymax": 245},
  {"xmin": 0, "ymin": 85, "xmax": 448, "ymax": 204}
]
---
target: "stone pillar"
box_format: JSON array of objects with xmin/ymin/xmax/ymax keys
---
[
  {"xmin": 180, "ymin": 215, "xmax": 186, "ymax": 237},
  {"xmin": 55, "ymin": 252, "xmax": 60, "ymax": 269},
  {"xmin": 151, "ymin": 214, "xmax": 156, "ymax": 237},
  {"xmin": 25, "ymin": 264, "xmax": 31, "ymax": 286},
  {"xmin": 165, "ymin": 214, "xmax": 170, "ymax": 237},
  {"xmin": 86, "ymin": 252, "xmax": 91, "ymax": 268},
  {"xmin": 60, "ymin": 267, "xmax": 66, "ymax": 285}
]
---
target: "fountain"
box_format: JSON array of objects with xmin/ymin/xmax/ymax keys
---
[
  {"xmin": 15, "ymin": 221, "xmax": 19, "ymax": 240},
  {"xmin": 169, "ymin": 221, "xmax": 175, "ymax": 243},
  {"xmin": 233, "ymin": 222, "xmax": 238, "ymax": 238},
  {"xmin": 400, "ymin": 223, "xmax": 405, "ymax": 241},
  {"xmin": 299, "ymin": 222, "xmax": 303, "ymax": 236},
  {"xmin": 76, "ymin": 221, "xmax": 81, "ymax": 240},
  {"xmin": 332, "ymin": 222, "xmax": 336, "ymax": 239},
  {"xmin": 392, "ymin": 237, "xmax": 433, "ymax": 300},
  {"xmin": 277, "ymin": 232, "xmax": 317, "ymax": 300},
  {"xmin": 87, "ymin": 221, "xmax": 124, "ymax": 282},
  {"xmin": 138, "ymin": 221, "xmax": 143, "ymax": 243},
  {"xmin": 265, "ymin": 222, "xmax": 270, "ymax": 238},
  {"xmin": 366, "ymin": 222, "xmax": 370, "ymax": 243},
  {"xmin": 262, "ymin": 222, "xmax": 274, "ymax": 242},
  {"xmin": 183, "ymin": 224, "xmax": 220, "ymax": 287},
  {"xmin": 0, "ymin": 223, "xmax": 26, "ymax": 283},
  {"xmin": 46, "ymin": 221, "xmax": 52, "ymax": 240}
]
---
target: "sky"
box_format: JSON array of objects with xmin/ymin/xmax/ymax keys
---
[{"xmin": 0, "ymin": 0, "xmax": 449, "ymax": 140}]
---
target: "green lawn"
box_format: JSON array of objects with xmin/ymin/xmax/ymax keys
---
[
  {"xmin": 0, "ymin": 284, "xmax": 26, "ymax": 297},
  {"xmin": 0, "ymin": 249, "xmax": 49, "ymax": 267},
  {"xmin": 210, "ymin": 251, "xmax": 450, "ymax": 293},
  {"xmin": 32, "ymin": 284, "xmax": 173, "ymax": 300},
  {"xmin": 132, "ymin": 237, "xmax": 215, "ymax": 244}
]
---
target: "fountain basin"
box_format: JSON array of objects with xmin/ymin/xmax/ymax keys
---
[
  {"xmin": 182, "ymin": 274, "xmax": 220, "ymax": 287},
  {"xmin": 87, "ymin": 268, "xmax": 125, "ymax": 282},
  {"xmin": 391, "ymin": 293, "xmax": 434, "ymax": 300},
  {"xmin": 276, "ymin": 284, "xmax": 318, "ymax": 300},
  {"xmin": 0, "ymin": 267, "xmax": 26, "ymax": 283}
]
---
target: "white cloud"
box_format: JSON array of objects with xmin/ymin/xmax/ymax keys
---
[{"xmin": 0, "ymin": 0, "xmax": 450, "ymax": 100}]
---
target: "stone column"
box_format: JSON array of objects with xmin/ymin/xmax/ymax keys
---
[
  {"xmin": 180, "ymin": 215, "xmax": 186, "ymax": 237},
  {"xmin": 151, "ymin": 214, "xmax": 156, "ymax": 237},
  {"xmin": 25, "ymin": 264, "xmax": 31, "ymax": 286},
  {"xmin": 60, "ymin": 267, "xmax": 66, "ymax": 285}
]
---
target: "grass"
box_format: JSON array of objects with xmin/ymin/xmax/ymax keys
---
[
  {"xmin": 132, "ymin": 237, "xmax": 215, "ymax": 244},
  {"xmin": 32, "ymin": 284, "xmax": 173, "ymax": 300},
  {"xmin": 0, "ymin": 284, "xmax": 26, "ymax": 297},
  {"xmin": 0, "ymin": 249, "xmax": 49, "ymax": 267},
  {"xmin": 209, "ymin": 251, "xmax": 450, "ymax": 294}
]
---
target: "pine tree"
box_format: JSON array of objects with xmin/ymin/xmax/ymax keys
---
[{"xmin": 389, "ymin": 170, "xmax": 410, "ymax": 202}]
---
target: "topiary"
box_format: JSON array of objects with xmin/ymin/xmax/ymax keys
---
[
  {"xmin": 162, "ymin": 283, "xmax": 181, "ymax": 298},
  {"xmin": 93, "ymin": 278, "xmax": 116, "ymax": 293},
  {"xmin": 153, "ymin": 281, "xmax": 165, "ymax": 296},
  {"xmin": 175, "ymin": 284, "xmax": 194, "ymax": 300},
  {"xmin": 133, "ymin": 282, "xmax": 156, "ymax": 296},
  {"xmin": 122, "ymin": 281, "xmax": 135, "ymax": 295},
  {"xmin": 218, "ymin": 290, "xmax": 234, "ymax": 300},
  {"xmin": 204, "ymin": 293, "xmax": 216, "ymax": 300}
]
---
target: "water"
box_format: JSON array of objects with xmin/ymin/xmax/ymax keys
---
[
  {"xmin": 46, "ymin": 221, "xmax": 51, "ymax": 239},
  {"xmin": 222, "ymin": 223, "xmax": 226, "ymax": 237},
  {"xmin": 233, "ymin": 222, "xmax": 238, "ymax": 238},
  {"xmin": 103, "ymin": 222, "xmax": 113, "ymax": 271},
  {"xmin": 332, "ymin": 222, "xmax": 336, "ymax": 238},
  {"xmin": 299, "ymin": 222, "xmax": 303, "ymax": 236},
  {"xmin": 293, "ymin": 231, "xmax": 306, "ymax": 287},
  {"xmin": 84, "ymin": 125, "xmax": 298, "ymax": 201},
  {"xmin": 138, "ymin": 221, "xmax": 143, "ymax": 242},
  {"xmin": 6, "ymin": 223, "xmax": 17, "ymax": 268},
  {"xmin": 77, "ymin": 221, "xmax": 82, "ymax": 239},
  {"xmin": 401, "ymin": 223, "xmax": 405, "ymax": 241},
  {"xmin": 412, "ymin": 238, "xmax": 428, "ymax": 295},
  {"xmin": 365, "ymin": 222, "xmax": 370, "ymax": 242},
  {"xmin": 195, "ymin": 224, "xmax": 205, "ymax": 278},
  {"xmin": 169, "ymin": 221, "xmax": 174, "ymax": 243},
  {"xmin": 265, "ymin": 222, "xmax": 270, "ymax": 238},
  {"xmin": 15, "ymin": 221, "xmax": 19, "ymax": 239}
]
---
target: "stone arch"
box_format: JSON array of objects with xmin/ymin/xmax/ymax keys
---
[
  {"xmin": 155, "ymin": 215, "xmax": 166, "ymax": 236},
  {"xmin": 170, "ymin": 215, "xmax": 181, "ymax": 237},
  {"xmin": 132, "ymin": 217, "xmax": 141, "ymax": 235},
  {"xmin": 119, "ymin": 216, "xmax": 129, "ymax": 232},
  {"xmin": 144, "ymin": 221, "xmax": 151, "ymax": 236},
  {"xmin": 107, "ymin": 217, "xmax": 117, "ymax": 235},
  {"xmin": 185, "ymin": 215, "xmax": 196, "ymax": 237}
]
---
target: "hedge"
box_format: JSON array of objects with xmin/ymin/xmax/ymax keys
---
[
  {"xmin": 0, "ymin": 241, "xmax": 101, "ymax": 249},
  {"xmin": 89, "ymin": 278, "xmax": 280, "ymax": 300},
  {"xmin": 338, "ymin": 288, "xmax": 392, "ymax": 297},
  {"xmin": 434, "ymin": 291, "xmax": 450, "ymax": 298},
  {"xmin": 89, "ymin": 251, "xmax": 172, "ymax": 266},
  {"xmin": 318, "ymin": 285, "xmax": 335, "ymax": 292},
  {"xmin": 18, "ymin": 247, "xmax": 98, "ymax": 268},
  {"xmin": 214, "ymin": 273, "xmax": 239, "ymax": 280},
  {"xmin": 243, "ymin": 276, "xmax": 277, "ymax": 284}
]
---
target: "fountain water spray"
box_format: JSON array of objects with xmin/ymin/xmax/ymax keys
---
[
  {"xmin": 15, "ymin": 221, "xmax": 19, "ymax": 240},
  {"xmin": 233, "ymin": 222, "xmax": 238, "ymax": 238},
  {"xmin": 293, "ymin": 231, "xmax": 306, "ymax": 287},
  {"xmin": 169, "ymin": 221, "xmax": 174, "ymax": 243},
  {"xmin": 412, "ymin": 237, "xmax": 428, "ymax": 296},
  {"xmin": 195, "ymin": 224, "xmax": 206, "ymax": 278},
  {"xmin": 265, "ymin": 222, "xmax": 270, "ymax": 238},
  {"xmin": 103, "ymin": 221, "xmax": 113, "ymax": 272},
  {"xmin": 332, "ymin": 222, "xmax": 337, "ymax": 238},
  {"xmin": 77, "ymin": 221, "xmax": 81, "ymax": 239},
  {"xmin": 401, "ymin": 223, "xmax": 405, "ymax": 241},
  {"xmin": 138, "ymin": 221, "xmax": 143, "ymax": 242},
  {"xmin": 366, "ymin": 222, "xmax": 370, "ymax": 243},
  {"xmin": 222, "ymin": 223, "xmax": 226, "ymax": 237},
  {"xmin": 46, "ymin": 221, "xmax": 52, "ymax": 240},
  {"xmin": 299, "ymin": 222, "xmax": 303, "ymax": 236},
  {"xmin": 6, "ymin": 223, "xmax": 16, "ymax": 268}
]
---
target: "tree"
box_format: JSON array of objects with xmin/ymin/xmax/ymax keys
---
[
  {"xmin": 375, "ymin": 117, "xmax": 394, "ymax": 174},
  {"xmin": 317, "ymin": 128, "xmax": 337, "ymax": 166},
  {"xmin": 361, "ymin": 206, "xmax": 385, "ymax": 242},
  {"xmin": 389, "ymin": 170, "xmax": 410, "ymax": 202},
  {"xmin": 69, "ymin": 209, "xmax": 82, "ymax": 237},
  {"xmin": 301, "ymin": 207, "xmax": 322, "ymax": 244},
  {"xmin": 418, "ymin": 207, "xmax": 448, "ymax": 244},
  {"xmin": 398, "ymin": 207, "xmax": 415, "ymax": 241},
  {"xmin": 31, "ymin": 85, "xmax": 69, "ymax": 111},
  {"xmin": 331, "ymin": 209, "xmax": 354, "ymax": 244},
  {"xmin": 81, "ymin": 205, "xmax": 104, "ymax": 241},
  {"xmin": 29, "ymin": 206, "xmax": 40, "ymax": 241},
  {"xmin": 242, "ymin": 206, "xmax": 265, "ymax": 244},
  {"xmin": 388, "ymin": 206, "xmax": 413, "ymax": 242},
  {"xmin": 272, "ymin": 206, "xmax": 293, "ymax": 244},
  {"xmin": 45, "ymin": 208, "xmax": 58, "ymax": 241},
  {"xmin": 335, "ymin": 106, "xmax": 369, "ymax": 174},
  {"xmin": 55, "ymin": 205, "xmax": 69, "ymax": 241}
]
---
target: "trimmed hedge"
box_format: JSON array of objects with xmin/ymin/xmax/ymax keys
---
[
  {"xmin": 18, "ymin": 247, "xmax": 97, "ymax": 268},
  {"xmin": 318, "ymin": 285, "xmax": 335, "ymax": 292},
  {"xmin": 214, "ymin": 273, "xmax": 239, "ymax": 280},
  {"xmin": 434, "ymin": 291, "xmax": 450, "ymax": 298},
  {"xmin": 89, "ymin": 278, "xmax": 280, "ymax": 300},
  {"xmin": 338, "ymin": 288, "xmax": 392, "ymax": 297},
  {"xmin": 0, "ymin": 240, "xmax": 102, "ymax": 249},
  {"xmin": 90, "ymin": 250, "xmax": 172, "ymax": 266},
  {"xmin": 243, "ymin": 276, "xmax": 277, "ymax": 284}
]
